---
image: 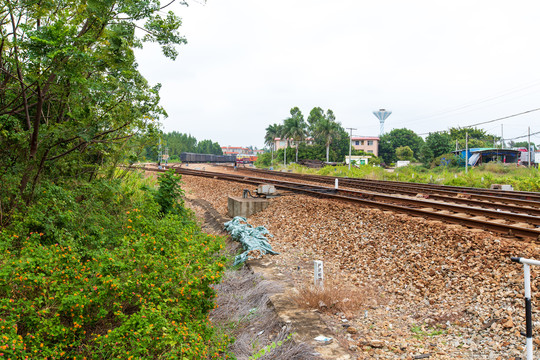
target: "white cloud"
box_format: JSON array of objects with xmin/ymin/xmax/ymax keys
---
[{"xmin": 135, "ymin": 0, "xmax": 540, "ymax": 148}]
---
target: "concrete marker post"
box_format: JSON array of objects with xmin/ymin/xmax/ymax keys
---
[{"xmin": 314, "ymin": 260, "xmax": 323, "ymax": 288}]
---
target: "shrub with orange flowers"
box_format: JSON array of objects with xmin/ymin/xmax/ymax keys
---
[{"xmin": 0, "ymin": 173, "xmax": 234, "ymax": 359}]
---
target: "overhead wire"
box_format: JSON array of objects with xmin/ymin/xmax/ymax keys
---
[
  {"xmin": 403, "ymin": 79, "xmax": 540, "ymax": 125},
  {"xmin": 418, "ymin": 107, "xmax": 540, "ymax": 136},
  {"xmin": 462, "ymin": 107, "xmax": 540, "ymax": 128},
  {"xmin": 505, "ymin": 130, "xmax": 540, "ymax": 142}
]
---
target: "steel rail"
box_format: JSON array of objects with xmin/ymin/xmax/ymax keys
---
[
  {"xmin": 236, "ymin": 168, "xmax": 540, "ymax": 216},
  {"xmin": 239, "ymin": 168, "xmax": 540, "ymax": 208},
  {"xmin": 135, "ymin": 166, "xmax": 540, "ymax": 240},
  {"xmin": 176, "ymin": 167, "xmax": 540, "ymax": 240}
]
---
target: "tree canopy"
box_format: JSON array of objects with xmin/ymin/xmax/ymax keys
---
[
  {"xmin": 283, "ymin": 107, "xmax": 307, "ymax": 162},
  {"xmin": 448, "ymin": 127, "xmax": 499, "ymax": 148},
  {"xmin": 156, "ymin": 132, "xmax": 222, "ymax": 160},
  {"xmin": 1, "ymin": 0, "xmax": 187, "ymax": 217},
  {"xmin": 314, "ymin": 117, "xmax": 342, "ymax": 162},
  {"xmin": 395, "ymin": 146, "xmax": 414, "ymax": 161},
  {"xmin": 264, "ymin": 106, "xmax": 355, "ymax": 164},
  {"xmin": 509, "ymin": 141, "xmax": 536, "ymax": 150},
  {"xmin": 418, "ymin": 132, "xmax": 454, "ymax": 165},
  {"xmin": 379, "ymin": 128, "xmax": 424, "ymax": 164}
]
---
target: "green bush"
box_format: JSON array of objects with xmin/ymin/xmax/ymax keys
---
[
  {"xmin": 153, "ymin": 169, "xmax": 187, "ymax": 217},
  {"xmin": 254, "ymin": 152, "xmax": 272, "ymax": 168},
  {"xmin": 0, "ymin": 173, "xmax": 232, "ymax": 359}
]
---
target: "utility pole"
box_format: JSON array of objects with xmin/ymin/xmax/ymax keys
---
[
  {"xmin": 501, "ymin": 124, "xmax": 505, "ymax": 149},
  {"xmin": 284, "ymin": 137, "xmax": 289, "ymax": 167},
  {"xmin": 271, "ymin": 142, "xmax": 274, "ymax": 167},
  {"xmin": 158, "ymin": 138, "xmax": 162, "ymax": 169},
  {"xmin": 346, "ymin": 127, "xmax": 357, "ymax": 170},
  {"xmin": 465, "ymin": 131, "xmax": 469, "ymax": 174},
  {"xmin": 528, "ymin": 126, "xmax": 531, "ymax": 168}
]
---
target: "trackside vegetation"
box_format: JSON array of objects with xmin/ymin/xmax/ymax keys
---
[
  {"xmin": 1, "ymin": 1, "xmax": 238, "ymax": 358},
  {"xmin": 280, "ymin": 163, "xmax": 540, "ymax": 192},
  {"xmin": 0, "ymin": 170, "xmax": 233, "ymax": 359}
]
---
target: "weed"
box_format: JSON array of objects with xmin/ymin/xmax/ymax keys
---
[
  {"xmin": 410, "ymin": 324, "xmax": 447, "ymax": 339},
  {"xmin": 292, "ymin": 276, "xmax": 378, "ymax": 317},
  {"xmin": 249, "ymin": 333, "xmax": 293, "ymax": 359}
]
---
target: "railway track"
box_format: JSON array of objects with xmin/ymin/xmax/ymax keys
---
[
  {"xmin": 239, "ymin": 167, "xmax": 540, "ymax": 205},
  {"xmin": 138, "ymin": 165, "xmax": 540, "ymax": 241}
]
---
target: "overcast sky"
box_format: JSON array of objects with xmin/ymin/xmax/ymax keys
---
[{"xmin": 135, "ymin": 0, "xmax": 540, "ymax": 149}]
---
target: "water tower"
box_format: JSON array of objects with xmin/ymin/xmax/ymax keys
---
[{"xmin": 372, "ymin": 109, "xmax": 392, "ymax": 135}]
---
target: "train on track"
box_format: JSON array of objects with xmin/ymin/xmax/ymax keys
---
[
  {"xmin": 180, "ymin": 152, "xmax": 236, "ymax": 164},
  {"xmin": 235, "ymin": 154, "xmax": 258, "ymax": 164}
]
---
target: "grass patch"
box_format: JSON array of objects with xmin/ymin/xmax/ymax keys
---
[
  {"xmin": 279, "ymin": 163, "xmax": 540, "ymax": 192},
  {"xmin": 292, "ymin": 276, "xmax": 378, "ymax": 317},
  {"xmin": 410, "ymin": 324, "xmax": 447, "ymax": 339},
  {"xmin": 211, "ymin": 268, "xmax": 319, "ymax": 359}
]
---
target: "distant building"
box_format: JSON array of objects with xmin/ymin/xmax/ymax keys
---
[
  {"xmin": 345, "ymin": 155, "xmax": 371, "ymax": 165},
  {"xmin": 273, "ymin": 136, "xmax": 379, "ymax": 156},
  {"xmin": 351, "ymin": 137, "xmax": 379, "ymax": 157},
  {"xmin": 273, "ymin": 138, "xmax": 314, "ymax": 150},
  {"xmin": 221, "ymin": 146, "xmax": 259, "ymax": 156}
]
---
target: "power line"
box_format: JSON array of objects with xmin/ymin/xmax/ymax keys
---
[
  {"xmin": 465, "ymin": 107, "xmax": 540, "ymax": 128},
  {"xmin": 418, "ymin": 107, "xmax": 540, "ymax": 136},
  {"xmin": 403, "ymin": 79, "xmax": 540, "ymax": 125},
  {"xmin": 505, "ymin": 130, "xmax": 540, "ymax": 142}
]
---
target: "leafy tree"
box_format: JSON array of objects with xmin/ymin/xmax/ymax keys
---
[
  {"xmin": 264, "ymin": 124, "xmax": 280, "ymax": 148},
  {"xmin": 159, "ymin": 132, "xmax": 222, "ymax": 158},
  {"xmin": 0, "ymin": 0, "xmax": 187, "ymax": 220},
  {"xmin": 448, "ymin": 127, "xmax": 499, "ymax": 149},
  {"xmin": 395, "ymin": 146, "xmax": 414, "ymax": 161},
  {"xmin": 307, "ymin": 107, "xmax": 325, "ymax": 133},
  {"xmin": 163, "ymin": 132, "xmax": 198, "ymax": 156},
  {"xmin": 326, "ymin": 109, "xmax": 336, "ymax": 122},
  {"xmin": 268, "ymin": 106, "xmax": 352, "ymax": 164},
  {"xmin": 283, "ymin": 107, "xmax": 307, "ymax": 162},
  {"xmin": 509, "ymin": 141, "xmax": 536, "ymax": 150},
  {"xmin": 419, "ymin": 132, "xmax": 454, "ymax": 165},
  {"xmin": 448, "ymin": 127, "xmax": 490, "ymax": 140},
  {"xmin": 264, "ymin": 123, "xmax": 282, "ymax": 164},
  {"xmin": 314, "ymin": 118, "xmax": 342, "ymax": 162},
  {"xmin": 196, "ymin": 139, "xmax": 223, "ymax": 155},
  {"xmin": 418, "ymin": 143, "xmax": 435, "ymax": 165},
  {"xmin": 426, "ymin": 132, "xmax": 454, "ymax": 157},
  {"xmin": 379, "ymin": 128, "xmax": 424, "ymax": 164}
]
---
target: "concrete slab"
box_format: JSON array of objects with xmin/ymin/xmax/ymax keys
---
[{"xmin": 228, "ymin": 196, "xmax": 269, "ymax": 218}]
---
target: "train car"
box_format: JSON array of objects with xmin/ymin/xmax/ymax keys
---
[
  {"xmin": 236, "ymin": 154, "xmax": 258, "ymax": 164},
  {"xmin": 519, "ymin": 151, "xmax": 539, "ymax": 167},
  {"xmin": 180, "ymin": 152, "xmax": 237, "ymax": 164}
]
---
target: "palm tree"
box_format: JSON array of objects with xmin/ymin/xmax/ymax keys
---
[
  {"xmin": 315, "ymin": 118, "xmax": 341, "ymax": 162},
  {"xmin": 264, "ymin": 123, "xmax": 281, "ymax": 165},
  {"xmin": 283, "ymin": 114, "xmax": 307, "ymax": 163}
]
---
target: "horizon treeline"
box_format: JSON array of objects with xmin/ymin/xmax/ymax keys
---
[{"xmin": 144, "ymin": 131, "xmax": 223, "ymax": 161}]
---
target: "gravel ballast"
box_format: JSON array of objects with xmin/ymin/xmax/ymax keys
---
[{"xmin": 180, "ymin": 169, "xmax": 540, "ymax": 360}]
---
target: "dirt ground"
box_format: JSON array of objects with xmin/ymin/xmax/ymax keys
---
[{"xmin": 179, "ymin": 165, "xmax": 540, "ymax": 360}]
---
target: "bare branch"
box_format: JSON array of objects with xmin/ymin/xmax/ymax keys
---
[{"xmin": 46, "ymin": 122, "xmax": 132, "ymax": 162}]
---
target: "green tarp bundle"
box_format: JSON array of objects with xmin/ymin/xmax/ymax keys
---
[{"xmin": 224, "ymin": 216, "xmax": 279, "ymax": 266}]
